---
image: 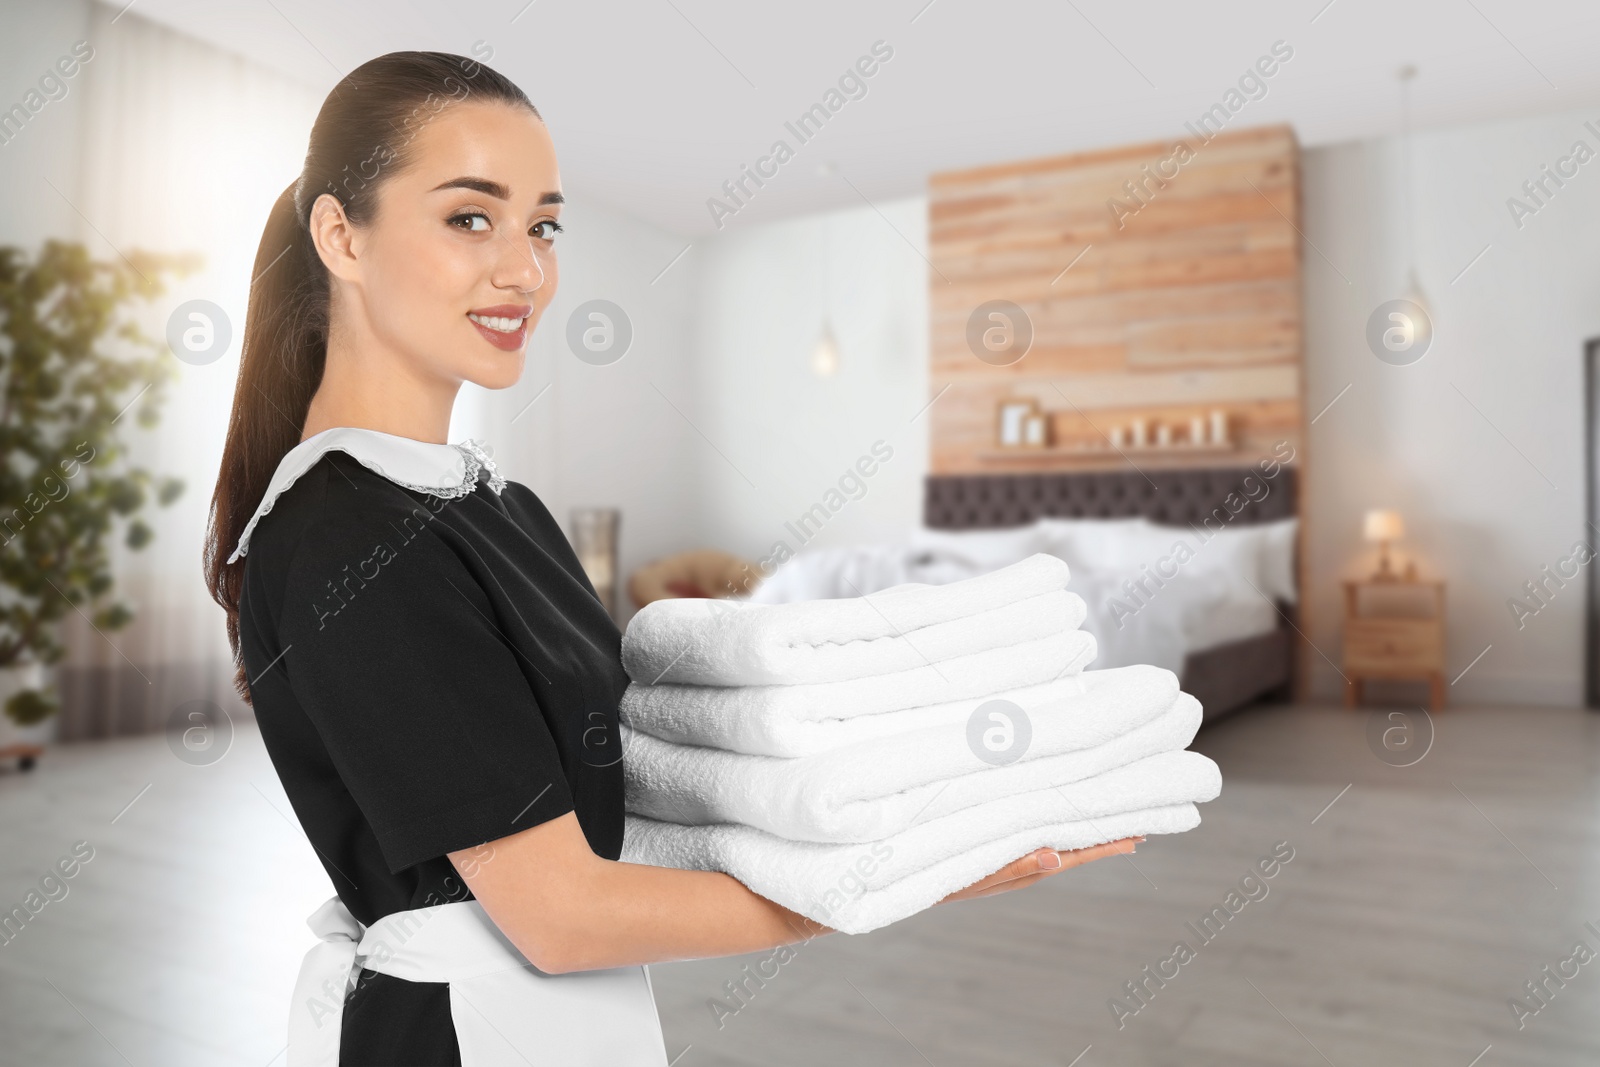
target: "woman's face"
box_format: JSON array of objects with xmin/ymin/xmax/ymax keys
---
[{"xmin": 331, "ymin": 100, "xmax": 562, "ymax": 392}]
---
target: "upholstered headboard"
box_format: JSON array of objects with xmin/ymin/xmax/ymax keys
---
[{"xmin": 923, "ymin": 466, "xmax": 1298, "ymax": 530}]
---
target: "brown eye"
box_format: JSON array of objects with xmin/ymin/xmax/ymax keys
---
[
  {"xmin": 531, "ymin": 219, "xmax": 563, "ymax": 240},
  {"xmin": 448, "ymin": 211, "xmax": 491, "ymax": 232}
]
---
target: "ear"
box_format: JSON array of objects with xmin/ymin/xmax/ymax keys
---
[{"xmin": 308, "ymin": 192, "xmax": 361, "ymax": 282}]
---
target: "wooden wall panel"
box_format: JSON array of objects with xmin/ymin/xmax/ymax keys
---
[{"xmin": 928, "ymin": 124, "xmax": 1304, "ymax": 475}]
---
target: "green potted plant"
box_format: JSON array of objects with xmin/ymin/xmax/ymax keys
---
[{"xmin": 0, "ymin": 240, "xmax": 186, "ymax": 759}]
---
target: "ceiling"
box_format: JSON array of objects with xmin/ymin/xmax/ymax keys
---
[{"xmin": 125, "ymin": 0, "xmax": 1600, "ymax": 235}]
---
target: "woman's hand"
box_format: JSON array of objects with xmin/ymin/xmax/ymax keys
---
[
  {"xmin": 456, "ymin": 811, "xmax": 841, "ymax": 972},
  {"xmin": 457, "ymin": 816, "xmax": 1142, "ymax": 972},
  {"xmin": 938, "ymin": 837, "xmax": 1143, "ymax": 904}
]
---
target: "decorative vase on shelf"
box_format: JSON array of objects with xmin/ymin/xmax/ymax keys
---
[
  {"xmin": 1209, "ymin": 410, "xmax": 1229, "ymax": 445},
  {"xmin": 1022, "ymin": 414, "xmax": 1048, "ymax": 447}
]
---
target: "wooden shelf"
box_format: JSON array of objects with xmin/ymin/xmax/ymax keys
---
[
  {"xmin": 1341, "ymin": 577, "xmax": 1443, "ymax": 589},
  {"xmin": 978, "ymin": 442, "xmax": 1239, "ymax": 462}
]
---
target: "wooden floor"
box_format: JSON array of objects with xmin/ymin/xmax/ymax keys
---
[{"xmin": 2, "ymin": 702, "xmax": 1598, "ymax": 1066}]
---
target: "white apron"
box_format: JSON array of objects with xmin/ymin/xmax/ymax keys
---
[{"xmin": 288, "ymin": 895, "xmax": 669, "ymax": 1066}]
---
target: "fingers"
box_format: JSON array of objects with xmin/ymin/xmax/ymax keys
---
[
  {"xmin": 981, "ymin": 848, "xmax": 1059, "ymax": 889},
  {"xmin": 939, "ymin": 837, "xmax": 1147, "ymax": 904},
  {"xmin": 965, "ymin": 870, "xmax": 1053, "ymax": 899},
  {"xmin": 938, "ymin": 852, "xmax": 1042, "ymax": 902},
  {"xmin": 1055, "ymin": 836, "xmax": 1142, "ymax": 870},
  {"xmin": 1000, "ymin": 838, "xmax": 1139, "ymax": 884}
]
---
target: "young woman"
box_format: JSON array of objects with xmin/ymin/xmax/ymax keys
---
[{"xmin": 204, "ymin": 51, "xmax": 1137, "ymax": 1066}]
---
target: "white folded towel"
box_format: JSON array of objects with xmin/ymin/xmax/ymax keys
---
[
  {"xmin": 624, "ymin": 667, "xmax": 1192, "ymax": 842},
  {"xmin": 621, "ymin": 629, "xmax": 1099, "ymax": 757},
  {"xmin": 622, "ymin": 750, "xmax": 1221, "ymax": 934},
  {"xmin": 622, "ymin": 553, "xmax": 1076, "ymax": 686}
]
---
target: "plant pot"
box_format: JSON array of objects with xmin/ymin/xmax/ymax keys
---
[{"xmin": 0, "ymin": 663, "xmax": 59, "ymax": 750}]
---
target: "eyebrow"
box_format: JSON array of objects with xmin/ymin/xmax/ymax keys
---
[{"xmin": 430, "ymin": 177, "xmax": 564, "ymax": 206}]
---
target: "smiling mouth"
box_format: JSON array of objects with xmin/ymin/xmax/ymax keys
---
[{"xmin": 467, "ymin": 312, "xmax": 528, "ymax": 333}]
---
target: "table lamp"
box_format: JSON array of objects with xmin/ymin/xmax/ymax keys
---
[{"xmin": 1364, "ymin": 509, "xmax": 1404, "ymax": 581}]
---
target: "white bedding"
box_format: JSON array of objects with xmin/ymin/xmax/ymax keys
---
[
  {"xmin": 744, "ymin": 517, "xmax": 1295, "ymax": 674},
  {"xmin": 743, "ymin": 543, "xmax": 977, "ymax": 603},
  {"xmin": 1187, "ymin": 583, "xmax": 1280, "ymax": 656}
]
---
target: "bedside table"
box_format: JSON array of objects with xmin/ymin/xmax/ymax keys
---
[{"xmin": 1342, "ymin": 578, "xmax": 1446, "ymax": 710}]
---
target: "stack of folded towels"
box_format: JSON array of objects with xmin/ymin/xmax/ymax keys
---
[{"xmin": 617, "ymin": 553, "xmax": 1221, "ymax": 934}]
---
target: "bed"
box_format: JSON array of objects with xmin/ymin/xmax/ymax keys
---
[
  {"xmin": 725, "ymin": 462, "xmax": 1300, "ymax": 722},
  {"xmin": 922, "ymin": 466, "xmax": 1299, "ymax": 722}
]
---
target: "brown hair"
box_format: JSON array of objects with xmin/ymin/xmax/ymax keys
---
[{"xmin": 204, "ymin": 51, "xmax": 538, "ymax": 701}]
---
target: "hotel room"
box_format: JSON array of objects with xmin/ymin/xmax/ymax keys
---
[{"xmin": 2, "ymin": 1, "xmax": 1598, "ymax": 1064}]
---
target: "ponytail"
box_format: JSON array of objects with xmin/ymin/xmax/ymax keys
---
[
  {"xmin": 203, "ymin": 182, "xmax": 328, "ymax": 699},
  {"xmin": 203, "ymin": 51, "xmax": 538, "ymax": 701}
]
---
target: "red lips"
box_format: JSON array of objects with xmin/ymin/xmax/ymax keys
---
[{"xmin": 467, "ymin": 304, "xmax": 534, "ymax": 352}]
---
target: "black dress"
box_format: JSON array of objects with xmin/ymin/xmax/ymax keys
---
[{"xmin": 237, "ymin": 439, "xmax": 629, "ymax": 1065}]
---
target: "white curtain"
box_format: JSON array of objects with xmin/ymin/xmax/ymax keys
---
[{"xmin": 55, "ymin": 2, "xmax": 321, "ymax": 738}]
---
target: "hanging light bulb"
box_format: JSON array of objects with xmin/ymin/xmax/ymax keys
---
[
  {"xmin": 1404, "ymin": 267, "xmax": 1430, "ymax": 318},
  {"xmin": 811, "ymin": 321, "xmax": 840, "ymax": 377},
  {"xmin": 1398, "ymin": 65, "xmax": 1432, "ymax": 325},
  {"xmin": 813, "ymin": 210, "xmax": 840, "ymax": 377}
]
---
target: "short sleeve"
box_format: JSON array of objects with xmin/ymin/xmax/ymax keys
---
[{"xmin": 276, "ymin": 506, "xmax": 575, "ymax": 874}]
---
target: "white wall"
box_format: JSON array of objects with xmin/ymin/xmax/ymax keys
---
[
  {"xmin": 685, "ymin": 197, "xmax": 930, "ymax": 574},
  {"xmin": 1302, "ymin": 110, "xmax": 1600, "ymax": 705}
]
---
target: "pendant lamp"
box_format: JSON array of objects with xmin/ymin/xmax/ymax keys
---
[
  {"xmin": 1398, "ymin": 65, "xmax": 1431, "ymax": 321},
  {"xmin": 812, "ymin": 214, "xmax": 839, "ymax": 377}
]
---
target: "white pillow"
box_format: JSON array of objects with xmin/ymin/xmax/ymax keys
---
[
  {"xmin": 905, "ymin": 516, "xmax": 1298, "ymax": 603},
  {"xmin": 1036, "ymin": 517, "xmax": 1174, "ymax": 574},
  {"xmin": 1175, "ymin": 518, "xmax": 1299, "ymax": 603},
  {"xmin": 1257, "ymin": 518, "xmax": 1299, "ymax": 602},
  {"xmin": 908, "ymin": 522, "xmax": 1060, "ymax": 571}
]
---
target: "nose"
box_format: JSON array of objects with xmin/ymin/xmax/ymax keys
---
[{"xmin": 492, "ymin": 231, "xmax": 545, "ymax": 294}]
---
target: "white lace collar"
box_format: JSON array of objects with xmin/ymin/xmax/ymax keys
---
[{"xmin": 227, "ymin": 426, "xmax": 506, "ymax": 564}]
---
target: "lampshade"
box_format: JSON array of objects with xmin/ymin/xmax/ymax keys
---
[{"xmin": 1364, "ymin": 509, "xmax": 1404, "ymax": 543}]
